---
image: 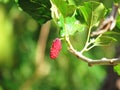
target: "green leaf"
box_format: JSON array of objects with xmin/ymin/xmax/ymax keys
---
[
  {"xmin": 78, "ymin": 1, "xmax": 107, "ymax": 27},
  {"xmin": 58, "ymin": 16, "xmax": 86, "ymax": 37},
  {"xmin": 104, "ymin": 31, "xmax": 120, "ymax": 44},
  {"xmin": 104, "ymin": 31, "xmax": 120, "ymax": 35},
  {"xmin": 114, "ymin": 64, "xmax": 120, "ymax": 75},
  {"xmin": 51, "ymin": 0, "xmax": 76, "ymax": 17},
  {"xmin": 116, "ymin": 15, "xmax": 120, "ymax": 29},
  {"xmin": 94, "ymin": 35, "xmax": 117, "ymax": 46},
  {"xmin": 17, "ymin": 0, "xmax": 51, "ymax": 24}
]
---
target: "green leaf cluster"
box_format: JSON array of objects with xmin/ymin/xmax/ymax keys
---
[
  {"xmin": 17, "ymin": 0, "xmax": 51, "ymax": 24},
  {"xmin": 51, "ymin": 1, "xmax": 108, "ymax": 37},
  {"xmin": 50, "ymin": 0, "xmax": 86, "ymax": 37}
]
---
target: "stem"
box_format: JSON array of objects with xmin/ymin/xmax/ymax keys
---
[
  {"xmin": 85, "ymin": 44, "xmax": 96, "ymax": 51},
  {"xmin": 63, "ymin": 17, "xmax": 68, "ymax": 41},
  {"xmin": 66, "ymin": 38, "xmax": 120, "ymax": 66},
  {"xmin": 81, "ymin": 26, "xmax": 92, "ymax": 53},
  {"xmin": 81, "ymin": 2, "xmax": 96, "ymax": 53},
  {"xmin": 65, "ymin": 28, "xmax": 120, "ymax": 66}
]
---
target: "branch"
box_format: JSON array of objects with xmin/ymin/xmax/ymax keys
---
[{"xmin": 66, "ymin": 36, "xmax": 120, "ymax": 66}]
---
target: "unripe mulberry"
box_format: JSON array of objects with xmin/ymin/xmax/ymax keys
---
[{"xmin": 50, "ymin": 38, "xmax": 62, "ymax": 59}]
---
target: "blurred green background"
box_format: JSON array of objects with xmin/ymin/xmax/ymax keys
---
[{"xmin": 0, "ymin": 0, "xmax": 117, "ymax": 90}]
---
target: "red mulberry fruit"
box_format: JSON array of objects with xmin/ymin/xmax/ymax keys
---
[{"xmin": 50, "ymin": 38, "xmax": 62, "ymax": 59}]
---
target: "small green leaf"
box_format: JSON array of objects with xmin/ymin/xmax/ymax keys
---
[
  {"xmin": 104, "ymin": 31, "xmax": 120, "ymax": 44},
  {"xmin": 104, "ymin": 31, "xmax": 120, "ymax": 35},
  {"xmin": 114, "ymin": 64, "xmax": 120, "ymax": 75},
  {"xmin": 17, "ymin": 0, "xmax": 51, "ymax": 24},
  {"xmin": 94, "ymin": 31, "xmax": 120, "ymax": 46},
  {"xmin": 59, "ymin": 16, "xmax": 86, "ymax": 37},
  {"xmin": 78, "ymin": 1, "xmax": 107, "ymax": 27},
  {"xmin": 94, "ymin": 35, "xmax": 117, "ymax": 46},
  {"xmin": 51, "ymin": 0, "xmax": 76, "ymax": 17}
]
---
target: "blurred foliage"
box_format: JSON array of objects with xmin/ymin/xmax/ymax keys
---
[{"xmin": 0, "ymin": 0, "xmax": 119, "ymax": 90}]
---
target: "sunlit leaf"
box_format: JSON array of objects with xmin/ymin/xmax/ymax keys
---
[
  {"xmin": 51, "ymin": 0, "xmax": 76, "ymax": 17},
  {"xmin": 59, "ymin": 16, "xmax": 86, "ymax": 37}
]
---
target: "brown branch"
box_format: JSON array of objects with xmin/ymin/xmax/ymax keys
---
[{"xmin": 66, "ymin": 36, "xmax": 120, "ymax": 66}]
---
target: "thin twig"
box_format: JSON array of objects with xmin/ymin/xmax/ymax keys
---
[{"xmin": 66, "ymin": 36, "xmax": 120, "ymax": 66}]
